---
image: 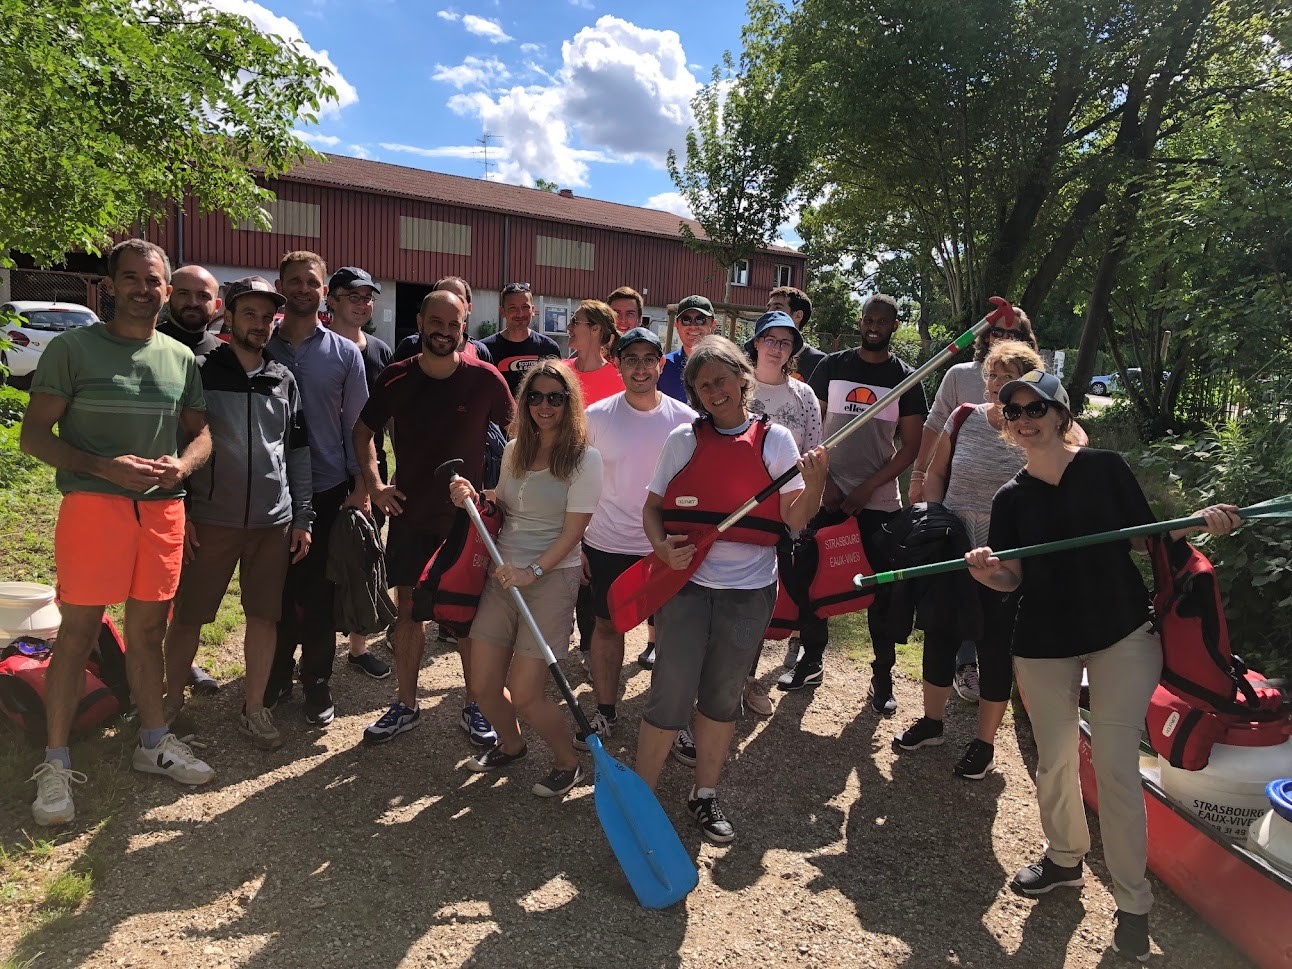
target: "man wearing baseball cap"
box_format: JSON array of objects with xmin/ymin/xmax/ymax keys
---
[
  {"xmin": 575, "ymin": 328, "xmax": 697, "ymax": 748},
  {"xmin": 162, "ymin": 276, "xmax": 314, "ymax": 750},
  {"xmin": 658, "ymin": 295, "xmax": 717, "ymax": 402}
]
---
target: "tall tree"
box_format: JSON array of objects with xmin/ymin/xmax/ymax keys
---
[{"xmin": 0, "ymin": 0, "xmax": 335, "ymax": 266}]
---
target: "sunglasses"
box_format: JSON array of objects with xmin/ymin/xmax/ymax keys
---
[
  {"xmin": 1003, "ymin": 400, "xmax": 1054, "ymax": 421},
  {"xmin": 502, "ymin": 282, "xmax": 531, "ymax": 295},
  {"xmin": 525, "ymin": 390, "xmax": 569, "ymax": 407},
  {"xmin": 677, "ymin": 314, "xmax": 711, "ymax": 327},
  {"xmin": 988, "ymin": 326, "xmax": 1023, "ymax": 340}
]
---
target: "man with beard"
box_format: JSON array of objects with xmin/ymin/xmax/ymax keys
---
[
  {"xmin": 22, "ymin": 240, "xmax": 213, "ymax": 825},
  {"xmin": 265, "ymin": 251, "xmax": 369, "ymax": 727},
  {"xmin": 779, "ymin": 295, "xmax": 927, "ymax": 716},
  {"xmin": 354, "ymin": 290, "xmax": 514, "ymax": 746},
  {"xmin": 391, "ymin": 277, "xmax": 492, "ymax": 364},
  {"xmin": 155, "ymin": 263, "xmax": 224, "ymax": 696},
  {"xmin": 161, "ymin": 277, "xmax": 313, "ymax": 749}
]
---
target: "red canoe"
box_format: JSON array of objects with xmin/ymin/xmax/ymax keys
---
[{"xmin": 1078, "ymin": 717, "xmax": 1292, "ymax": 968}]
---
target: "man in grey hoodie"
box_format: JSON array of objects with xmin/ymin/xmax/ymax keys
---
[{"xmin": 161, "ymin": 276, "xmax": 314, "ymax": 750}]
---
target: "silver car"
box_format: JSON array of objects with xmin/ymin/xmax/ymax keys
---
[{"xmin": 1, "ymin": 301, "xmax": 100, "ymax": 387}]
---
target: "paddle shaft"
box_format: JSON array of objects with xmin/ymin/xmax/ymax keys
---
[{"xmin": 853, "ymin": 496, "xmax": 1292, "ymax": 588}]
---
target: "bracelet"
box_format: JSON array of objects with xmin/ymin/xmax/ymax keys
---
[{"xmin": 911, "ymin": 471, "xmax": 926, "ymax": 479}]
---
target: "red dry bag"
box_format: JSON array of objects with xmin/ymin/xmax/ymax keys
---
[{"xmin": 412, "ymin": 499, "xmax": 503, "ymax": 626}]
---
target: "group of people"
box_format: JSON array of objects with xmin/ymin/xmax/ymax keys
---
[{"xmin": 19, "ymin": 238, "xmax": 1242, "ymax": 963}]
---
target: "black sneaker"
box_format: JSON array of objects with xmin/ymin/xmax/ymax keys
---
[
  {"xmin": 347, "ymin": 652, "xmax": 391, "ymax": 679},
  {"xmin": 467, "ymin": 742, "xmax": 528, "ymax": 772},
  {"xmin": 1111, "ymin": 910, "xmax": 1150, "ymax": 963},
  {"xmin": 776, "ymin": 659, "xmax": 823, "ymax": 692},
  {"xmin": 189, "ymin": 665, "xmax": 220, "ymax": 695},
  {"xmin": 954, "ymin": 739, "xmax": 995, "ymax": 779},
  {"xmin": 637, "ymin": 644, "xmax": 656, "ymax": 669},
  {"xmin": 868, "ymin": 676, "xmax": 897, "ymax": 716},
  {"xmin": 893, "ymin": 716, "xmax": 944, "ymax": 751},
  {"xmin": 302, "ymin": 681, "xmax": 335, "ymax": 725},
  {"xmin": 532, "ymin": 764, "xmax": 583, "ymax": 798},
  {"xmin": 671, "ymin": 728, "xmax": 696, "ymax": 767},
  {"xmin": 1012, "ymin": 856, "xmax": 1085, "ymax": 896},
  {"xmin": 264, "ymin": 680, "xmax": 293, "ymax": 711},
  {"xmin": 688, "ymin": 793, "xmax": 735, "ymax": 844}
]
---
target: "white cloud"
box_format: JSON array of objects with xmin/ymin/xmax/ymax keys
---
[
  {"xmin": 437, "ymin": 9, "xmax": 459, "ymax": 22},
  {"xmin": 644, "ymin": 191, "xmax": 692, "ymax": 218},
  {"xmin": 294, "ymin": 130, "xmax": 340, "ymax": 147},
  {"xmin": 204, "ymin": 0, "xmax": 359, "ymax": 117},
  {"xmin": 520, "ymin": 42, "xmax": 543, "ymax": 53},
  {"xmin": 348, "ymin": 144, "xmax": 372, "ymax": 160},
  {"xmin": 569, "ymin": 0, "xmax": 594, "ymax": 8},
  {"xmin": 380, "ymin": 142, "xmax": 489, "ymax": 160},
  {"xmin": 431, "ymin": 56, "xmax": 510, "ymax": 90},
  {"xmin": 443, "ymin": 16, "xmax": 699, "ymax": 186},
  {"xmin": 462, "ymin": 14, "xmax": 512, "ymax": 43}
]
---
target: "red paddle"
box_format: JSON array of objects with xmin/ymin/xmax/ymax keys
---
[{"xmin": 606, "ymin": 297, "xmax": 1017, "ymax": 632}]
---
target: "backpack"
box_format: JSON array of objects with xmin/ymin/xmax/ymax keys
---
[
  {"xmin": 1150, "ymin": 536, "xmax": 1281, "ymax": 718},
  {"xmin": 945, "ymin": 402, "xmax": 977, "ymax": 464},
  {"xmin": 412, "ymin": 498, "xmax": 503, "ymax": 625},
  {"xmin": 0, "ymin": 617, "xmax": 130, "ymax": 744}
]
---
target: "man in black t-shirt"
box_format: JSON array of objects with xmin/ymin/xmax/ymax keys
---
[
  {"xmin": 480, "ymin": 282, "xmax": 560, "ymax": 394},
  {"xmin": 779, "ymin": 295, "xmax": 928, "ymax": 717}
]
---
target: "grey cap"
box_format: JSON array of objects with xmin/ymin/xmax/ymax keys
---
[
  {"xmin": 676, "ymin": 295, "xmax": 715, "ymax": 318},
  {"xmin": 999, "ymin": 369, "xmax": 1070, "ymax": 409},
  {"xmin": 328, "ymin": 266, "xmax": 381, "ymax": 294},
  {"xmin": 224, "ymin": 275, "xmax": 286, "ymax": 313},
  {"xmin": 613, "ymin": 326, "xmax": 664, "ymax": 356}
]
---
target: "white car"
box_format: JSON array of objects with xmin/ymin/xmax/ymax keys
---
[{"xmin": 1, "ymin": 301, "xmax": 99, "ymax": 387}]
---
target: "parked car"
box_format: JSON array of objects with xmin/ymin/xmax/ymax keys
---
[
  {"xmin": 1089, "ymin": 368, "xmax": 1170, "ymax": 397},
  {"xmin": 1, "ymin": 301, "xmax": 100, "ymax": 388}
]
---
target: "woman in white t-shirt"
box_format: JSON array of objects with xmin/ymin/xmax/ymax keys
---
[
  {"xmin": 450, "ymin": 360, "xmax": 602, "ymax": 800},
  {"xmin": 636, "ymin": 336, "xmax": 828, "ymax": 843}
]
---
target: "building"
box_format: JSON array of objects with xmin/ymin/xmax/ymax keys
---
[{"xmin": 2, "ymin": 154, "xmax": 806, "ymax": 350}]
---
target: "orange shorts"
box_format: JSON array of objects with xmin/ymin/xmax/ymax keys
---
[{"xmin": 54, "ymin": 493, "xmax": 186, "ymax": 606}]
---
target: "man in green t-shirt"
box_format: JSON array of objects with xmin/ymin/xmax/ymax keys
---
[{"xmin": 20, "ymin": 239, "xmax": 214, "ymax": 827}]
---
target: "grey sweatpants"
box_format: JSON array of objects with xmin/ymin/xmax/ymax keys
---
[{"xmin": 1013, "ymin": 623, "xmax": 1161, "ymax": 915}]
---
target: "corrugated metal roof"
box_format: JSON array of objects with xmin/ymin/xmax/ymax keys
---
[{"xmin": 279, "ymin": 153, "xmax": 802, "ymax": 257}]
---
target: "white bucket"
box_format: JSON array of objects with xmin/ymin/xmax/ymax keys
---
[
  {"xmin": 1248, "ymin": 779, "xmax": 1292, "ymax": 875},
  {"xmin": 0, "ymin": 582, "xmax": 62, "ymax": 642},
  {"xmin": 1160, "ymin": 735, "xmax": 1292, "ymax": 841}
]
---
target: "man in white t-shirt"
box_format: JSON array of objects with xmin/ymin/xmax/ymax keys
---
[{"xmin": 576, "ymin": 328, "xmax": 696, "ymax": 749}]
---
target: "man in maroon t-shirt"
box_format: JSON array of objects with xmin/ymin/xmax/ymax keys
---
[{"xmin": 354, "ymin": 290, "xmax": 514, "ymax": 746}]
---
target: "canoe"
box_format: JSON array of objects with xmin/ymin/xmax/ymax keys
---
[{"xmin": 1077, "ymin": 716, "xmax": 1292, "ymax": 968}]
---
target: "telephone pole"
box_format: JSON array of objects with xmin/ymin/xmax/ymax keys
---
[{"xmin": 477, "ymin": 132, "xmax": 502, "ymax": 179}]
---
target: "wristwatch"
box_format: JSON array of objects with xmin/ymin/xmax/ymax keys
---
[{"xmin": 528, "ymin": 563, "xmax": 545, "ymax": 579}]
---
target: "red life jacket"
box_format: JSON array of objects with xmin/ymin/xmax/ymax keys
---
[
  {"xmin": 1145, "ymin": 672, "xmax": 1287, "ymax": 771},
  {"xmin": 661, "ymin": 416, "xmax": 787, "ymax": 547},
  {"xmin": 412, "ymin": 499, "xmax": 504, "ymax": 626},
  {"xmin": 801, "ymin": 516, "xmax": 876, "ymax": 618}
]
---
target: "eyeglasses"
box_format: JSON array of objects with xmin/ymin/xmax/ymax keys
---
[
  {"xmin": 525, "ymin": 390, "xmax": 569, "ymax": 407},
  {"xmin": 1003, "ymin": 400, "xmax": 1054, "ymax": 421},
  {"xmin": 677, "ymin": 314, "xmax": 711, "ymax": 327},
  {"xmin": 339, "ymin": 292, "xmax": 375, "ymax": 305},
  {"xmin": 757, "ymin": 335, "xmax": 795, "ymax": 352},
  {"xmin": 989, "ymin": 326, "xmax": 1023, "ymax": 340},
  {"xmin": 619, "ymin": 354, "xmax": 661, "ymax": 369},
  {"xmin": 502, "ymin": 282, "xmax": 532, "ymax": 295}
]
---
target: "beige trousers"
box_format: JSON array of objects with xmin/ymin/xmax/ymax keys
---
[{"xmin": 1013, "ymin": 622, "xmax": 1161, "ymax": 915}]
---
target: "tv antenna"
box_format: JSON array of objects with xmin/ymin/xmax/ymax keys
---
[{"xmin": 478, "ymin": 132, "xmax": 502, "ymax": 179}]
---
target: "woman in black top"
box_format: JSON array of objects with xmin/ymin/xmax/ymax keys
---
[{"xmin": 964, "ymin": 370, "xmax": 1239, "ymax": 964}]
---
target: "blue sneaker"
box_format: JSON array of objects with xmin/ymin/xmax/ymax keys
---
[
  {"xmin": 460, "ymin": 702, "xmax": 498, "ymax": 748},
  {"xmin": 363, "ymin": 701, "xmax": 420, "ymax": 745}
]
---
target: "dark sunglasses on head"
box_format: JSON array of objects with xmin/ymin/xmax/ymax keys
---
[
  {"xmin": 502, "ymin": 282, "xmax": 532, "ymax": 295},
  {"xmin": 989, "ymin": 326, "xmax": 1023, "ymax": 340},
  {"xmin": 525, "ymin": 390, "xmax": 569, "ymax": 407},
  {"xmin": 1003, "ymin": 400, "xmax": 1054, "ymax": 421}
]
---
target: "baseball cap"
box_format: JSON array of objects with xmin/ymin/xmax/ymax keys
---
[
  {"xmin": 614, "ymin": 327, "xmax": 664, "ymax": 357},
  {"xmin": 224, "ymin": 275, "xmax": 286, "ymax": 313},
  {"xmin": 744, "ymin": 310, "xmax": 803, "ymax": 356},
  {"xmin": 676, "ymin": 295, "xmax": 714, "ymax": 319},
  {"xmin": 328, "ymin": 266, "xmax": 381, "ymax": 294},
  {"xmin": 999, "ymin": 369, "xmax": 1070, "ymax": 409}
]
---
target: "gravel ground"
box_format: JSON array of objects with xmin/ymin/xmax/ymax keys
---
[{"xmin": 0, "ymin": 625, "xmax": 1254, "ymax": 968}]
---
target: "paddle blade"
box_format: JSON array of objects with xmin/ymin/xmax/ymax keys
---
[
  {"xmin": 589, "ymin": 738, "xmax": 699, "ymax": 909},
  {"xmin": 606, "ymin": 535, "xmax": 716, "ymax": 633}
]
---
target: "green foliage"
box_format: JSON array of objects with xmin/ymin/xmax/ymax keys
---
[
  {"xmin": 0, "ymin": 0, "xmax": 337, "ymax": 265},
  {"xmin": 1081, "ymin": 398, "xmax": 1147, "ymax": 454},
  {"xmin": 0, "ymin": 387, "xmax": 37, "ymax": 488},
  {"xmin": 807, "ymin": 270, "xmax": 861, "ymax": 345},
  {"xmin": 40, "ymin": 870, "xmax": 91, "ymax": 913}
]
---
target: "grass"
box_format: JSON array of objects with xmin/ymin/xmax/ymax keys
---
[{"xmin": 39, "ymin": 870, "xmax": 91, "ymax": 913}]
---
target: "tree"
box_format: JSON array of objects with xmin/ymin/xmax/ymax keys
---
[
  {"xmin": 533, "ymin": 179, "xmax": 560, "ymax": 193},
  {"xmin": 0, "ymin": 0, "xmax": 336, "ymax": 266}
]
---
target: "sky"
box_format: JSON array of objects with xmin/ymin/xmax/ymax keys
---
[{"xmin": 214, "ymin": 0, "xmax": 755, "ymax": 223}]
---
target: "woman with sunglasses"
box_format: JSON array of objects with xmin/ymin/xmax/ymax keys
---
[
  {"xmin": 636, "ymin": 336, "xmax": 828, "ymax": 843},
  {"xmin": 449, "ymin": 361, "xmax": 603, "ymax": 799},
  {"xmin": 965, "ymin": 369, "xmax": 1240, "ymax": 962},
  {"xmin": 742, "ymin": 310, "xmax": 824, "ymax": 714},
  {"xmin": 892, "ymin": 341, "xmax": 1043, "ymax": 779},
  {"xmin": 567, "ymin": 299, "xmax": 623, "ymax": 405}
]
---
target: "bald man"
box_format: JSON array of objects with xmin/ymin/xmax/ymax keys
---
[
  {"xmin": 159, "ymin": 265, "xmax": 223, "ymax": 357},
  {"xmin": 353, "ymin": 290, "xmax": 515, "ymax": 746}
]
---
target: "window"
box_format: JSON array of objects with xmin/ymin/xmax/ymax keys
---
[
  {"xmin": 728, "ymin": 259, "xmax": 750, "ymax": 287},
  {"xmin": 774, "ymin": 264, "xmax": 794, "ymax": 287}
]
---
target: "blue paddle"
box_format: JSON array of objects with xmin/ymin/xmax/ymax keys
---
[{"xmin": 440, "ymin": 460, "xmax": 699, "ymax": 909}]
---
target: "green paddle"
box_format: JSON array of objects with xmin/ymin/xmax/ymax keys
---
[{"xmin": 853, "ymin": 495, "xmax": 1292, "ymax": 589}]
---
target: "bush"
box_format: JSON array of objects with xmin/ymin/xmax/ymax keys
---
[
  {"xmin": 1080, "ymin": 397, "xmax": 1146, "ymax": 453},
  {"xmin": 0, "ymin": 386, "xmax": 37, "ymax": 489}
]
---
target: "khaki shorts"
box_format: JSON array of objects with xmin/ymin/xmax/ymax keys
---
[
  {"xmin": 172, "ymin": 522, "xmax": 292, "ymax": 624},
  {"xmin": 469, "ymin": 567, "xmax": 581, "ymax": 660}
]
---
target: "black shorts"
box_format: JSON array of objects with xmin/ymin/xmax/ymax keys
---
[
  {"xmin": 386, "ymin": 520, "xmax": 450, "ymax": 588},
  {"xmin": 582, "ymin": 542, "xmax": 644, "ymax": 621}
]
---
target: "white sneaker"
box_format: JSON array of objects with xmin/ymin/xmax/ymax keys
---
[
  {"xmin": 132, "ymin": 733, "xmax": 215, "ymax": 786},
  {"xmin": 239, "ymin": 706, "xmax": 284, "ymax": 750},
  {"xmin": 29, "ymin": 762, "xmax": 87, "ymax": 826},
  {"xmin": 573, "ymin": 710, "xmax": 615, "ymax": 751}
]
